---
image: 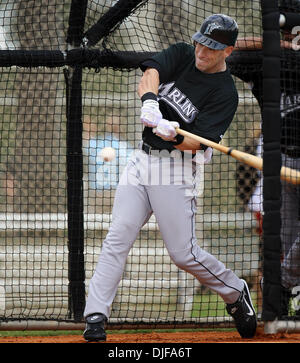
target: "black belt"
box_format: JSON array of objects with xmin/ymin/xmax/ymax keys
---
[
  {"xmin": 142, "ymin": 142, "xmax": 161, "ymax": 155},
  {"xmin": 142, "ymin": 142, "xmax": 178, "ymax": 156},
  {"xmin": 142, "ymin": 142, "xmax": 193, "ymax": 158}
]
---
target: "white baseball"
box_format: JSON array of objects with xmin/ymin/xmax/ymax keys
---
[{"xmin": 100, "ymin": 147, "xmax": 116, "ymax": 162}]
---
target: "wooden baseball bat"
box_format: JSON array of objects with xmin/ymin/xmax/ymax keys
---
[{"xmin": 176, "ymin": 128, "xmax": 300, "ymax": 185}]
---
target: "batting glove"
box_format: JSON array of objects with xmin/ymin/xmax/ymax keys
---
[
  {"xmin": 153, "ymin": 119, "xmax": 179, "ymax": 141},
  {"xmin": 140, "ymin": 99, "xmax": 162, "ymax": 128}
]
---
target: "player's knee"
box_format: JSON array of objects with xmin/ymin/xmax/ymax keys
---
[
  {"xmin": 168, "ymin": 243, "xmax": 206, "ymax": 272},
  {"xmin": 168, "ymin": 248, "xmax": 193, "ymax": 270},
  {"xmin": 101, "ymin": 219, "xmax": 140, "ymax": 259},
  {"xmin": 108, "ymin": 218, "xmax": 140, "ymax": 242}
]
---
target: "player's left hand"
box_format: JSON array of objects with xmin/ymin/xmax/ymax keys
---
[
  {"xmin": 140, "ymin": 100, "xmax": 162, "ymax": 128},
  {"xmin": 153, "ymin": 119, "xmax": 179, "ymax": 141}
]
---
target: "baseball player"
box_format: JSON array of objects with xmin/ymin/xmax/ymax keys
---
[
  {"xmin": 83, "ymin": 14, "xmax": 257, "ymax": 341},
  {"xmin": 233, "ymin": 0, "xmax": 300, "ymax": 316}
]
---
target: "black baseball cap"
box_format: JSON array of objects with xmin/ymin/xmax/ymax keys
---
[{"xmin": 192, "ymin": 14, "xmax": 238, "ymax": 50}]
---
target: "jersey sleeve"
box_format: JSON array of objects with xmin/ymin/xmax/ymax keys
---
[{"xmin": 140, "ymin": 42, "xmax": 193, "ymax": 83}]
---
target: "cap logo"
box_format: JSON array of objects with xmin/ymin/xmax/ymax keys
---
[{"xmin": 204, "ymin": 22, "xmax": 222, "ymax": 35}]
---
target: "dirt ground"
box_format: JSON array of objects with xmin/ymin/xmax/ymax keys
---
[{"xmin": 0, "ymin": 327, "xmax": 300, "ymax": 343}]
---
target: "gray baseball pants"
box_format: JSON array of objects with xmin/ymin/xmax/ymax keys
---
[{"xmin": 84, "ymin": 149, "xmax": 244, "ymax": 319}]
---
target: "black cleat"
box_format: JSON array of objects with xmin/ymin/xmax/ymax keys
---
[
  {"xmin": 83, "ymin": 313, "xmax": 107, "ymax": 342},
  {"xmin": 226, "ymin": 280, "xmax": 257, "ymax": 338}
]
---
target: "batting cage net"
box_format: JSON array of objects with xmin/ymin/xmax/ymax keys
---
[{"xmin": 0, "ymin": 0, "xmax": 298, "ymax": 330}]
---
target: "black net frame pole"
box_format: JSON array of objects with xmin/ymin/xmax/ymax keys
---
[
  {"xmin": 261, "ymin": 0, "xmax": 282, "ymax": 321},
  {"xmin": 83, "ymin": 0, "xmax": 148, "ymax": 47},
  {"xmin": 0, "ymin": 49, "xmax": 157, "ymax": 69},
  {"xmin": 65, "ymin": 1, "xmax": 88, "ymax": 322},
  {"xmin": 65, "ymin": 65, "xmax": 85, "ymax": 322},
  {"xmin": 67, "ymin": 0, "xmax": 88, "ymax": 47}
]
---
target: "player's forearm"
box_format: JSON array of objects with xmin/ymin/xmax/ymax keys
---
[
  {"xmin": 235, "ymin": 36, "xmax": 295, "ymax": 50},
  {"xmin": 138, "ymin": 68, "xmax": 160, "ymax": 98},
  {"xmin": 234, "ymin": 37, "xmax": 263, "ymax": 50},
  {"xmin": 174, "ymin": 135, "xmax": 201, "ymax": 153}
]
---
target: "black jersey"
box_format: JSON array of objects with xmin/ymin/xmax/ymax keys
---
[
  {"xmin": 229, "ymin": 49, "xmax": 300, "ymax": 155},
  {"xmin": 140, "ymin": 42, "xmax": 238, "ymax": 151}
]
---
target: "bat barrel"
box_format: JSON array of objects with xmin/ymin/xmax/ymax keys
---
[
  {"xmin": 281, "ymin": 166, "xmax": 300, "ymax": 185},
  {"xmin": 176, "ymin": 127, "xmax": 300, "ymax": 185}
]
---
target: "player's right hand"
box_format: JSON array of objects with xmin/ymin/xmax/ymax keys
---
[
  {"xmin": 140, "ymin": 99, "xmax": 162, "ymax": 128},
  {"xmin": 153, "ymin": 119, "xmax": 179, "ymax": 141}
]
